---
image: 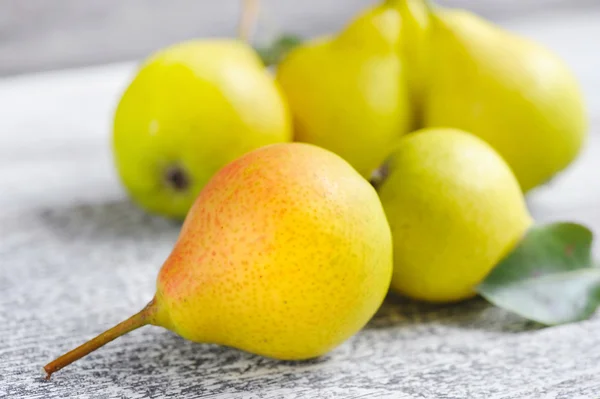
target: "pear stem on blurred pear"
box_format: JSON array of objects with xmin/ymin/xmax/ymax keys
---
[
  {"xmin": 369, "ymin": 162, "xmax": 391, "ymax": 191},
  {"xmin": 422, "ymin": 0, "xmax": 435, "ymax": 15},
  {"xmin": 238, "ymin": 0, "xmax": 261, "ymax": 42},
  {"xmin": 42, "ymin": 299, "xmax": 158, "ymax": 380}
]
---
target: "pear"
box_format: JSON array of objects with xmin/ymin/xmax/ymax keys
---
[
  {"xmin": 377, "ymin": 128, "xmax": 532, "ymax": 303},
  {"xmin": 389, "ymin": 0, "xmax": 430, "ymax": 124},
  {"xmin": 276, "ymin": 2, "xmax": 412, "ymax": 178},
  {"xmin": 113, "ymin": 39, "xmax": 291, "ymax": 220},
  {"xmin": 43, "ymin": 143, "xmax": 392, "ymax": 379},
  {"xmin": 422, "ymin": 8, "xmax": 587, "ymax": 192}
]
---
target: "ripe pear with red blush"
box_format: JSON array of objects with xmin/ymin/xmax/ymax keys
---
[{"xmin": 43, "ymin": 143, "xmax": 393, "ymax": 379}]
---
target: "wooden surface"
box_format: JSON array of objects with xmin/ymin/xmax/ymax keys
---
[
  {"xmin": 0, "ymin": 0, "xmax": 598, "ymax": 76},
  {"xmin": 2, "ymin": 6, "xmax": 600, "ymax": 399}
]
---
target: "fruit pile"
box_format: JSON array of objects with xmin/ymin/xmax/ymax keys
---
[{"xmin": 44, "ymin": 0, "xmax": 595, "ymax": 380}]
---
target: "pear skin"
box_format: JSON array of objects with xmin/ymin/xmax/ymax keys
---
[
  {"xmin": 423, "ymin": 10, "xmax": 587, "ymax": 192},
  {"xmin": 113, "ymin": 39, "xmax": 291, "ymax": 220},
  {"xmin": 377, "ymin": 128, "xmax": 532, "ymax": 303},
  {"xmin": 44, "ymin": 143, "xmax": 392, "ymax": 378},
  {"xmin": 276, "ymin": 3, "xmax": 412, "ymax": 178},
  {"xmin": 388, "ymin": 0, "xmax": 431, "ymax": 124}
]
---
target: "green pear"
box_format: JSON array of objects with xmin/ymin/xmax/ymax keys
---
[
  {"xmin": 389, "ymin": 0, "xmax": 431, "ymax": 124},
  {"xmin": 113, "ymin": 39, "xmax": 292, "ymax": 220},
  {"xmin": 276, "ymin": 2, "xmax": 412, "ymax": 178},
  {"xmin": 377, "ymin": 128, "xmax": 532, "ymax": 303},
  {"xmin": 422, "ymin": 7, "xmax": 587, "ymax": 192},
  {"xmin": 43, "ymin": 143, "xmax": 393, "ymax": 379}
]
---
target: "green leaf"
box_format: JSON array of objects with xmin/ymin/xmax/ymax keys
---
[
  {"xmin": 477, "ymin": 222, "xmax": 600, "ymax": 325},
  {"xmin": 255, "ymin": 34, "xmax": 303, "ymax": 67}
]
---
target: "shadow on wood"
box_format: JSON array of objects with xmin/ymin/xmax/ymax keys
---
[
  {"xmin": 37, "ymin": 200, "xmax": 182, "ymax": 242},
  {"xmin": 368, "ymin": 293, "xmax": 545, "ymax": 333}
]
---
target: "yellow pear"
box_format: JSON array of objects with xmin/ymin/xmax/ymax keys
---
[
  {"xmin": 113, "ymin": 39, "xmax": 291, "ymax": 220},
  {"xmin": 389, "ymin": 0, "xmax": 431, "ymax": 123},
  {"xmin": 276, "ymin": 2, "xmax": 412, "ymax": 178},
  {"xmin": 44, "ymin": 143, "xmax": 393, "ymax": 378},
  {"xmin": 377, "ymin": 128, "xmax": 532, "ymax": 303},
  {"xmin": 422, "ymin": 8, "xmax": 587, "ymax": 192}
]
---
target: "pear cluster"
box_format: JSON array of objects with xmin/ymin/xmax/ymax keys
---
[
  {"xmin": 44, "ymin": 0, "xmax": 585, "ymax": 379},
  {"xmin": 278, "ymin": 0, "xmax": 586, "ymax": 193}
]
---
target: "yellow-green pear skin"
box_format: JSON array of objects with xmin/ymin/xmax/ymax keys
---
[
  {"xmin": 377, "ymin": 128, "xmax": 532, "ymax": 303},
  {"xmin": 276, "ymin": 3, "xmax": 412, "ymax": 178},
  {"xmin": 423, "ymin": 10, "xmax": 587, "ymax": 192},
  {"xmin": 388, "ymin": 0, "xmax": 431, "ymax": 122},
  {"xmin": 155, "ymin": 143, "xmax": 392, "ymax": 359},
  {"xmin": 44, "ymin": 143, "xmax": 393, "ymax": 378},
  {"xmin": 113, "ymin": 39, "xmax": 291, "ymax": 220}
]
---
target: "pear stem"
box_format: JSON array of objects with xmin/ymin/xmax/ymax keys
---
[
  {"xmin": 238, "ymin": 0, "xmax": 261, "ymax": 42},
  {"xmin": 370, "ymin": 162, "xmax": 391, "ymax": 191},
  {"xmin": 422, "ymin": 0, "xmax": 435, "ymax": 15},
  {"xmin": 42, "ymin": 299, "xmax": 158, "ymax": 380}
]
